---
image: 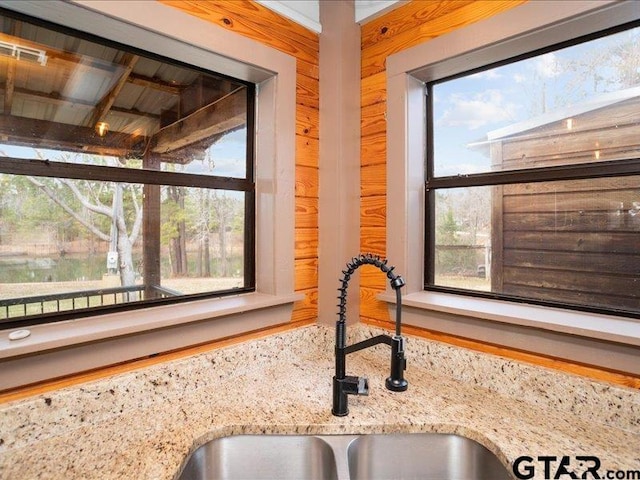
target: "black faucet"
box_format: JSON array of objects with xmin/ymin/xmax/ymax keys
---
[{"xmin": 332, "ymin": 253, "xmax": 408, "ymax": 416}]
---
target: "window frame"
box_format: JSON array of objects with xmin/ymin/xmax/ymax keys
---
[
  {"xmin": 383, "ymin": 0, "xmax": 640, "ymax": 372},
  {"xmin": 0, "ymin": 0, "xmax": 300, "ymax": 390},
  {"xmin": 423, "ymin": 14, "xmax": 640, "ymax": 318},
  {"xmin": 0, "ymin": 7, "xmax": 258, "ymax": 328}
]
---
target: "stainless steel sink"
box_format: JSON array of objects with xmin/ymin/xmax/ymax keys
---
[
  {"xmin": 348, "ymin": 433, "xmax": 512, "ymax": 480},
  {"xmin": 175, "ymin": 433, "xmax": 512, "ymax": 480},
  {"xmin": 176, "ymin": 435, "xmax": 340, "ymax": 480}
]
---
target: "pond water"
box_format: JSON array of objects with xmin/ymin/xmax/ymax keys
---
[
  {"xmin": 0, "ymin": 255, "xmax": 110, "ymax": 283},
  {"xmin": 0, "ymin": 254, "xmax": 243, "ymax": 283}
]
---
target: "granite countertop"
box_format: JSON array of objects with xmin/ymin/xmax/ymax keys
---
[{"xmin": 0, "ymin": 324, "xmax": 639, "ymax": 479}]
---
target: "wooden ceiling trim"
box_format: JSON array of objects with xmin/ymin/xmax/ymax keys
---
[
  {"xmin": 2, "ymin": 20, "xmax": 21, "ymax": 115},
  {"xmin": 150, "ymin": 87, "xmax": 246, "ymax": 154},
  {"xmin": 90, "ymin": 53, "xmax": 140, "ymax": 126},
  {"xmin": 0, "ymin": 114, "xmax": 145, "ymax": 157},
  {"xmin": 127, "ymin": 73, "xmax": 182, "ymax": 95},
  {"xmin": 0, "ymin": 86, "xmax": 161, "ymax": 122},
  {"xmin": 160, "ymin": 0, "xmax": 319, "ymax": 65},
  {"xmin": 4, "ymin": 59, "xmax": 16, "ymax": 115}
]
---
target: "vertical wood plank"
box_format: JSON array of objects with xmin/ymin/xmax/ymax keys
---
[
  {"xmin": 361, "ymin": 163, "xmax": 386, "ymax": 197},
  {"xmin": 296, "ymin": 135, "xmax": 319, "ymax": 168},
  {"xmin": 361, "ymin": 195, "xmax": 386, "ymax": 227},
  {"xmin": 361, "ymin": 131, "xmax": 386, "ymax": 166},
  {"xmin": 295, "ymin": 258, "xmax": 318, "ymax": 291},
  {"xmin": 491, "ymin": 142, "xmax": 504, "ymax": 292},
  {"xmin": 296, "ymin": 196, "xmax": 319, "ymax": 229},
  {"xmin": 361, "ymin": 102, "xmax": 386, "ymax": 137},
  {"xmin": 295, "ymin": 165, "xmax": 319, "ymax": 198}
]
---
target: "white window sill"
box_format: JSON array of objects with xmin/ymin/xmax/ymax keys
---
[
  {"xmin": 378, "ymin": 290, "xmax": 640, "ymax": 347},
  {"xmin": 0, "ymin": 292, "xmax": 303, "ymax": 359}
]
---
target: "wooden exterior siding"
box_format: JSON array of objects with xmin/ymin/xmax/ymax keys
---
[
  {"xmin": 160, "ymin": 0, "xmax": 319, "ymax": 323},
  {"xmin": 359, "ymin": 0, "xmax": 525, "ymax": 325},
  {"xmin": 491, "ymin": 97, "xmax": 640, "ymax": 311}
]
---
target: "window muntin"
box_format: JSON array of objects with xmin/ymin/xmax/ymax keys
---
[
  {"xmin": 0, "ymin": 11, "xmax": 255, "ymax": 327},
  {"xmin": 2, "ymin": 129, "xmax": 249, "ymax": 179},
  {"xmin": 426, "ymin": 22, "xmax": 640, "ymax": 317}
]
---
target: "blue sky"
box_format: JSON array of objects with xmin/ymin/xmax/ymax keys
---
[
  {"xmin": 431, "ymin": 25, "xmax": 640, "ymax": 177},
  {"xmin": 183, "ymin": 128, "xmax": 247, "ymax": 178}
]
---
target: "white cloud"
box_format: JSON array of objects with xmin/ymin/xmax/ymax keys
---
[
  {"xmin": 437, "ymin": 90, "xmax": 519, "ymax": 130},
  {"xmin": 436, "ymin": 162, "xmax": 485, "ymax": 176},
  {"xmin": 513, "ymin": 73, "xmax": 526, "ymax": 84},
  {"xmin": 469, "ymin": 70, "xmax": 502, "ymax": 81},
  {"xmin": 535, "ymin": 53, "xmax": 562, "ymax": 78}
]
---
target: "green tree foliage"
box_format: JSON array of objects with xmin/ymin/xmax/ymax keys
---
[{"xmin": 435, "ymin": 191, "xmax": 484, "ymax": 276}]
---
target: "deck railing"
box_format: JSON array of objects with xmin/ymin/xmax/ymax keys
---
[{"xmin": 0, "ymin": 284, "xmax": 179, "ymax": 320}]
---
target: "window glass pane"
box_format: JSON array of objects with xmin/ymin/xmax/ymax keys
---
[
  {"xmin": 0, "ymin": 171, "xmax": 246, "ymax": 320},
  {"xmin": 159, "ymin": 186, "xmax": 245, "ymax": 293},
  {"xmin": 178, "ymin": 128, "xmax": 248, "ymax": 179},
  {"xmin": 2, "ymin": 130, "xmax": 248, "ymax": 179},
  {"xmin": 434, "ymin": 187, "xmax": 491, "ymax": 290},
  {"xmin": 0, "ymin": 13, "xmax": 249, "ymax": 178},
  {"xmin": 434, "ymin": 178, "xmax": 640, "ymax": 312},
  {"xmin": 0, "ymin": 11, "xmax": 254, "ymax": 325},
  {"xmin": 432, "ymin": 25, "xmax": 640, "ymax": 177}
]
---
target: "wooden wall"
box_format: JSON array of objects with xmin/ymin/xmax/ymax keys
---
[
  {"xmin": 160, "ymin": 0, "xmax": 320, "ymax": 325},
  {"xmin": 492, "ymin": 97, "xmax": 640, "ymax": 311},
  {"xmin": 359, "ymin": 0, "xmax": 525, "ymax": 325}
]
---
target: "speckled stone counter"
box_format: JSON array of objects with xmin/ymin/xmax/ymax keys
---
[{"xmin": 1, "ymin": 324, "xmax": 639, "ymax": 479}]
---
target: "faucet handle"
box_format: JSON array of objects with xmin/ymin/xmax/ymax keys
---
[
  {"xmin": 357, "ymin": 376, "xmax": 369, "ymax": 396},
  {"xmin": 333, "ymin": 375, "xmax": 369, "ymax": 416},
  {"xmin": 337, "ymin": 375, "xmax": 369, "ymax": 396}
]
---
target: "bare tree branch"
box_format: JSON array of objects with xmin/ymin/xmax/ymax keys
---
[
  {"xmin": 26, "ymin": 176, "xmax": 111, "ymax": 241},
  {"xmin": 32, "ymin": 150, "xmax": 114, "ymax": 217},
  {"xmin": 85, "ymin": 181, "xmax": 110, "ymax": 211},
  {"xmin": 59, "ymin": 178, "xmax": 113, "ymax": 217}
]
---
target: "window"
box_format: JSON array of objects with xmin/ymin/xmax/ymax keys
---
[
  {"xmin": 385, "ymin": 2, "xmax": 640, "ymax": 370},
  {"xmin": 426, "ymin": 21, "xmax": 640, "ymax": 317},
  {"xmin": 0, "ymin": 9, "xmax": 256, "ymax": 328},
  {"xmin": 0, "ymin": 0, "xmax": 297, "ymax": 389}
]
